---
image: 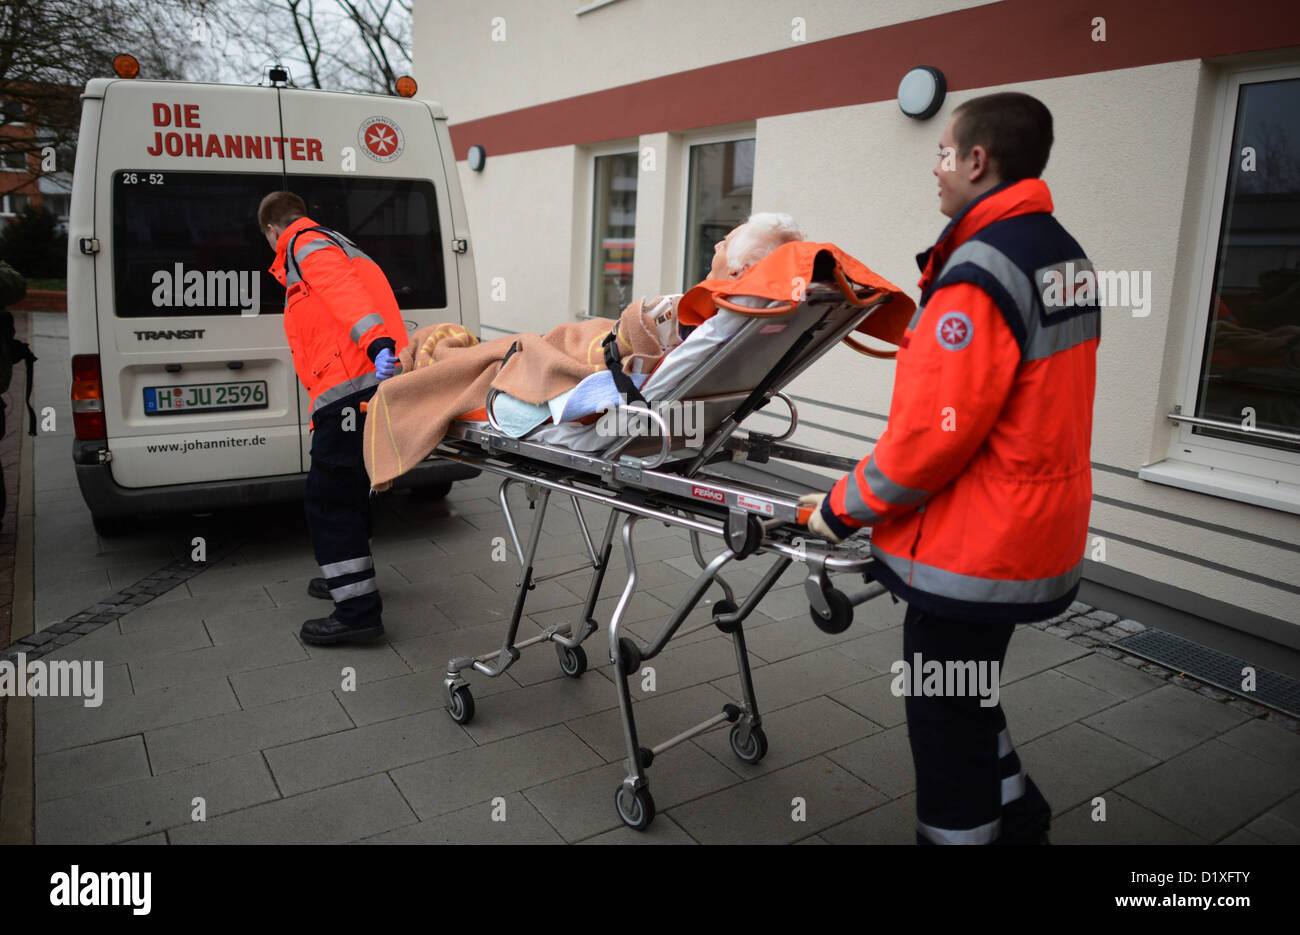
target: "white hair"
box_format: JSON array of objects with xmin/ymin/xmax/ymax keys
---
[{"xmin": 726, "ymin": 212, "xmax": 803, "ymax": 273}]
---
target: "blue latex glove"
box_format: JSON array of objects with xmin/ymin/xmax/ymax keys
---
[{"xmin": 375, "ymin": 347, "xmax": 398, "ymax": 380}]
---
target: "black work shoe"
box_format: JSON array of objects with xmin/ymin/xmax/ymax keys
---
[
  {"xmin": 300, "ymin": 615, "xmax": 385, "ymax": 646},
  {"xmin": 308, "ymin": 577, "xmax": 331, "ymax": 600},
  {"xmin": 997, "ymin": 775, "xmax": 1052, "ymax": 844}
]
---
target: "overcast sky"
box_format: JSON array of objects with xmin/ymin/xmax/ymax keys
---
[{"xmin": 177, "ymin": 0, "xmax": 412, "ymax": 93}]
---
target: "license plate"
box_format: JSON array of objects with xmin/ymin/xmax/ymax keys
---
[{"xmin": 144, "ymin": 380, "xmax": 268, "ymax": 415}]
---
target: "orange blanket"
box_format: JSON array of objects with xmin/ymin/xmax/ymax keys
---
[{"xmin": 364, "ymin": 300, "xmax": 666, "ymax": 488}]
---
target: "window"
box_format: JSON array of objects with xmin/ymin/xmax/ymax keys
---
[
  {"xmin": 0, "ymin": 100, "xmax": 24, "ymax": 126},
  {"xmin": 113, "ymin": 170, "xmax": 445, "ymax": 318},
  {"xmin": 1149, "ymin": 65, "xmax": 1300, "ymax": 511},
  {"xmin": 0, "ymin": 193, "xmax": 29, "ymax": 216},
  {"xmin": 682, "ymin": 137, "xmax": 754, "ymax": 289},
  {"xmin": 42, "ymin": 193, "xmax": 69, "ymax": 218},
  {"xmin": 0, "ymin": 146, "xmax": 26, "ymax": 171},
  {"xmin": 1192, "ymin": 74, "xmax": 1300, "ymax": 455},
  {"xmin": 589, "ymin": 152, "xmax": 638, "ymax": 318}
]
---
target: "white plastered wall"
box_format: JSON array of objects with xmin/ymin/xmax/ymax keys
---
[
  {"xmin": 416, "ymin": 0, "xmax": 998, "ymax": 123},
  {"xmin": 456, "ymin": 145, "xmax": 581, "ymax": 336}
]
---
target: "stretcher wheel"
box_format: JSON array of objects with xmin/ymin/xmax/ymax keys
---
[
  {"xmin": 615, "ymin": 786, "xmax": 656, "ymax": 831},
  {"xmin": 726, "ymin": 513, "xmax": 764, "ymax": 560},
  {"xmin": 712, "ymin": 600, "xmax": 739, "ymax": 634},
  {"xmin": 616, "ymin": 637, "xmax": 642, "ymax": 677},
  {"xmin": 811, "ymin": 588, "xmax": 853, "ymax": 635},
  {"xmin": 729, "ymin": 724, "xmax": 768, "ymax": 765},
  {"xmin": 557, "ymin": 644, "xmax": 587, "ymax": 678},
  {"xmin": 447, "ymin": 685, "xmax": 475, "ymax": 724}
]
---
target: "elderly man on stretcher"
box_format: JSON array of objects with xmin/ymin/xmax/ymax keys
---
[{"xmin": 362, "ymin": 212, "xmax": 912, "ymax": 489}]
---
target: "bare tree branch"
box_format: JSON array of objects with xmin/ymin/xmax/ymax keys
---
[{"xmin": 0, "ymin": 0, "xmax": 200, "ymax": 198}]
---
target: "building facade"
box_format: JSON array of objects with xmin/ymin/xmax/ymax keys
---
[
  {"xmin": 0, "ymin": 95, "xmax": 72, "ymax": 229},
  {"xmin": 415, "ymin": 0, "xmax": 1300, "ymax": 642}
]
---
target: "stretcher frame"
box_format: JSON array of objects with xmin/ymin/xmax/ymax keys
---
[{"xmin": 430, "ymin": 258, "xmax": 896, "ymax": 830}]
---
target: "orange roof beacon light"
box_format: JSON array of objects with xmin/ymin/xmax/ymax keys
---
[
  {"xmin": 113, "ymin": 54, "xmax": 140, "ymax": 79},
  {"xmin": 395, "ymin": 76, "xmax": 417, "ymax": 98}
]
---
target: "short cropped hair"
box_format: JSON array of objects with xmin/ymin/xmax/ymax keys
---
[
  {"xmin": 258, "ymin": 191, "xmax": 307, "ymax": 231},
  {"xmin": 952, "ymin": 92, "xmax": 1054, "ymax": 181},
  {"xmin": 727, "ymin": 212, "xmax": 803, "ymax": 273}
]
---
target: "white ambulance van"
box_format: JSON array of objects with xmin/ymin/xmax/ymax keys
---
[{"xmin": 66, "ymin": 69, "xmax": 479, "ymax": 534}]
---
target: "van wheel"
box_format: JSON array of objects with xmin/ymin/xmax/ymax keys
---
[
  {"xmin": 409, "ymin": 481, "xmax": 452, "ymax": 501},
  {"xmin": 91, "ymin": 513, "xmax": 134, "ymax": 537}
]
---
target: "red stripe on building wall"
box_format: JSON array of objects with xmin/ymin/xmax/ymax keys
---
[{"xmin": 448, "ymin": 0, "xmax": 1300, "ymax": 159}]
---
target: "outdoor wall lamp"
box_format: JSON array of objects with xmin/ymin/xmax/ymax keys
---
[{"xmin": 898, "ymin": 66, "xmax": 946, "ymax": 119}]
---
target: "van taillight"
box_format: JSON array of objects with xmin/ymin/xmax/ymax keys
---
[{"xmin": 71, "ymin": 354, "xmax": 106, "ymax": 440}]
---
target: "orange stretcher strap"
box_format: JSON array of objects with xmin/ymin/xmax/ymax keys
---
[
  {"xmin": 833, "ymin": 269, "xmax": 898, "ymax": 360},
  {"xmin": 710, "ymin": 294, "xmax": 797, "ymax": 316}
]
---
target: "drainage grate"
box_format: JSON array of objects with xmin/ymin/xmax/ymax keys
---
[{"xmin": 1113, "ymin": 628, "xmax": 1300, "ymax": 719}]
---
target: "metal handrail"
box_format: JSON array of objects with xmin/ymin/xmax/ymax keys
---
[{"xmin": 1166, "ymin": 411, "xmax": 1300, "ymax": 444}]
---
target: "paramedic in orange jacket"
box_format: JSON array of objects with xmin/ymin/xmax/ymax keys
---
[
  {"xmin": 260, "ymin": 191, "xmax": 408, "ymax": 645},
  {"xmin": 802, "ymin": 93, "xmax": 1099, "ymax": 844}
]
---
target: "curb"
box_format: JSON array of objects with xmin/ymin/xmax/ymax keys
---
[{"xmin": 0, "ymin": 388, "xmax": 35, "ymax": 843}]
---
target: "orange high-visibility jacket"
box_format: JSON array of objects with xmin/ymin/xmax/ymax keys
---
[
  {"xmin": 269, "ymin": 216, "xmax": 409, "ymax": 413},
  {"xmin": 820, "ymin": 179, "xmax": 1100, "ymax": 623}
]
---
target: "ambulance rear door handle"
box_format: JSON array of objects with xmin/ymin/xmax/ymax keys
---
[
  {"xmin": 164, "ymin": 363, "xmax": 182, "ymax": 373},
  {"xmin": 452, "ymin": 238, "xmax": 468, "ymax": 254},
  {"xmin": 79, "ymin": 237, "xmax": 101, "ymax": 255}
]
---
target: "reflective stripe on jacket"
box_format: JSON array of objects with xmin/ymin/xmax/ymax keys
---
[
  {"xmin": 821, "ymin": 179, "xmax": 1099, "ymax": 623},
  {"xmin": 269, "ymin": 216, "xmax": 408, "ymax": 412}
]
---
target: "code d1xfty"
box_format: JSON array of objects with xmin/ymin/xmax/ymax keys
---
[{"xmin": 1190, "ymin": 872, "xmax": 1251, "ymax": 884}]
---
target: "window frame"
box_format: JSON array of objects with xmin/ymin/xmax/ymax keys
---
[
  {"xmin": 579, "ymin": 139, "xmax": 639, "ymax": 319},
  {"xmin": 676, "ymin": 126, "xmax": 756, "ymax": 292},
  {"xmin": 0, "ymin": 192, "xmax": 29, "ymax": 216},
  {"xmin": 1157, "ymin": 61, "xmax": 1300, "ymax": 498}
]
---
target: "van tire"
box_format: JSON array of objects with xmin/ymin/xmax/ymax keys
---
[
  {"xmin": 409, "ymin": 481, "xmax": 452, "ymax": 501},
  {"xmin": 92, "ymin": 513, "xmax": 134, "ymax": 537}
]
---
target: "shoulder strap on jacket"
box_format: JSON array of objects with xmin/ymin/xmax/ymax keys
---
[{"xmin": 286, "ymin": 226, "xmax": 350, "ymax": 284}]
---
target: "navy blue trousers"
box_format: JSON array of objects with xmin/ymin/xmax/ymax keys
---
[
  {"xmin": 903, "ymin": 604, "xmax": 1051, "ymax": 844},
  {"xmin": 304, "ymin": 389, "xmax": 381, "ymax": 626}
]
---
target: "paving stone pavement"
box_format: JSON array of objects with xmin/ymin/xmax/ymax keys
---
[{"xmin": 15, "ymin": 310, "xmax": 1300, "ymax": 844}]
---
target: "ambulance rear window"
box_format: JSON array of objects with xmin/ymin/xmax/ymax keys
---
[
  {"xmin": 112, "ymin": 171, "xmax": 447, "ymax": 317},
  {"xmin": 289, "ymin": 174, "xmax": 446, "ymax": 310},
  {"xmin": 113, "ymin": 170, "xmax": 284, "ymax": 317}
]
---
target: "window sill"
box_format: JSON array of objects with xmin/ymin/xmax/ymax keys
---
[{"xmin": 1138, "ymin": 459, "xmax": 1300, "ymax": 515}]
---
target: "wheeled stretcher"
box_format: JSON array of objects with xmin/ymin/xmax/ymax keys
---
[{"xmin": 429, "ymin": 254, "xmax": 901, "ymax": 831}]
